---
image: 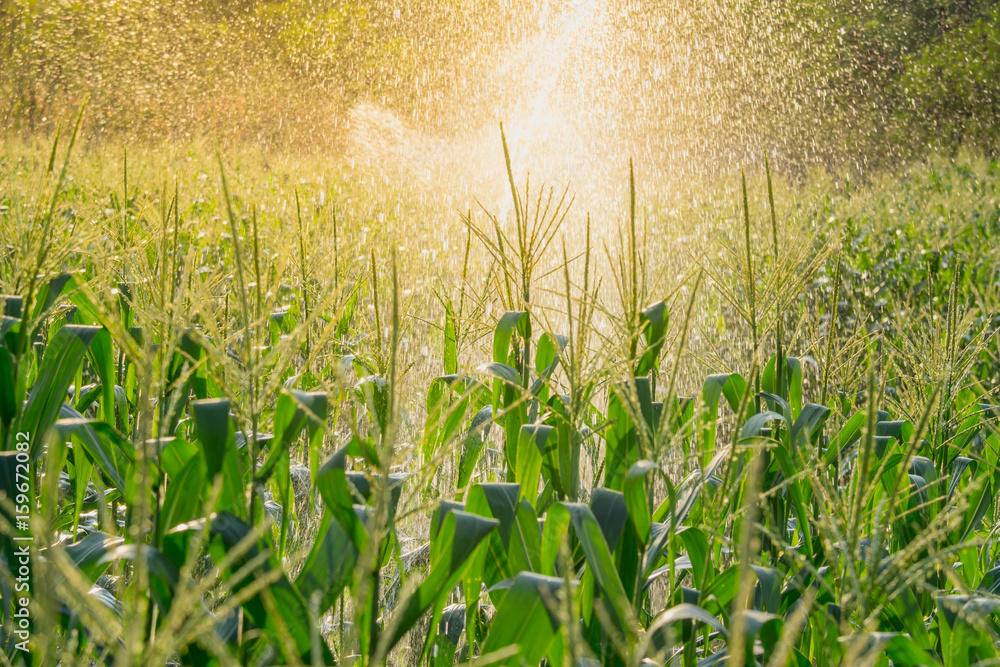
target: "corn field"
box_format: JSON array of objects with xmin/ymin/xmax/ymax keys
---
[{"xmin": 3, "ymin": 111, "xmax": 1000, "ymax": 667}]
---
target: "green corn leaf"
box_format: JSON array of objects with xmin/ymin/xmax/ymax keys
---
[
  {"xmin": 732, "ymin": 609, "xmax": 783, "ymax": 663},
  {"xmin": 294, "ymin": 510, "xmax": 358, "ymax": 616},
  {"xmin": 192, "ymin": 398, "xmax": 246, "ymax": 520},
  {"xmin": 759, "ymin": 390, "xmax": 792, "ymax": 425},
  {"xmin": 0, "ymin": 315, "xmax": 20, "ymax": 340},
  {"xmin": 423, "ymin": 375, "xmax": 474, "ymax": 465},
  {"xmin": 564, "ymin": 502, "xmax": 637, "ymax": 642},
  {"xmin": 22, "ymin": 324, "xmax": 104, "ymax": 459},
  {"xmin": 589, "ymin": 487, "xmax": 628, "ymax": 554},
  {"xmin": 164, "ymin": 330, "xmax": 205, "ymax": 433},
  {"xmin": 457, "ymin": 405, "xmax": 492, "ymax": 491},
  {"xmin": 192, "ymin": 398, "xmax": 232, "ymax": 479},
  {"xmin": 53, "ymin": 416, "xmax": 130, "ymax": 491},
  {"xmin": 481, "ymin": 572, "xmax": 570, "ymax": 666},
  {"xmin": 789, "ymin": 403, "xmax": 831, "ymax": 452},
  {"xmin": 158, "ymin": 454, "xmax": 206, "ymax": 541},
  {"xmin": 210, "ymin": 511, "xmax": 331, "ymax": 664},
  {"xmin": 97, "ymin": 543, "xmax": 180, "ymax": 615},
  {"xmin": 636, "ymin": 300, "xmax": 668, "ymax": 377},
  {"xmin": 1, "ymin": 295, "xmax": 23, "ymax": 318},
  {"xmin": 624, "ymin": 460, "xmax": 658, "ymax": 546},
  {"xmin": 700, "ymin": 373, "xmax": 747, "ymax": 469},
  {"xmin": 478, "ymin": 362, "xmax": 525, "ymax": 478},
  {"xmin": 262, "ymin": 388, "xmax": 327, "ymax": 531},
  {"xmin": 465, "ymin": 482, "xmax": 521, "ymax": 592},
  {"xmin": 516, "ymin": 424, "xmax": 553, "ymax": 505},
  {"xmin": 159, "ymin": 436, "xmax": 198, "ymax": 480},
  {"xmin": 58, "ymin": 531, "xmax": 124, "ymax": 581},
  {"xmin": 605, "ymin": 378, "xmax": 654, "ymax": 491},
  {"xmin": 479, "ymin": 361, "xmax": 521, "ymax": 386},
  {"xmin": 83, "ymin": 326, "xmax": 115, "ymax": 426},
  {"xmin": 540, "ymin": 503, "xmax": 571, "ymax": 576},
  {"xmin": 740, "ymin": 409, "xmax": 787, "ymax": 440},
  {"xmin": 431, "ymin": 499, "xmax": 467, "ymax": 543},
  {"xmin": 876, "ymin": 419, "xmax": 915, "ymax": 445},
  {"xmin": 422, "ymin": 377, "xmax": 448, "ymax": 462},
  {"xmin": 377, "ymin": 508, "xmax": 498, "ymax": 662},
  {"xmin": 763, "ymin": 355, "xmax": 802, "ymax": 418},
  {"xmin": 677, "ymin": 526, "xmax": 710, "ymax": 591},
  {"xmin": 883, "ymin": 634, "xmax": 944, "ymax": 667},
  {"xmin": 507, "ymin": 497, "xmax": 542, "ymax": 575},
  {"xmin": 316, "ymin": 446, "xmax": 370, "ymax": 551},
  {"xmin": 355, "ymin": 374, "xmax": 390, "ymax": 435},
  {"xmin": 336, "ymin": 285, "xmax": 359, "ymax": 339},
  {"xmin": 534, "ymin": 332, "xmax": 566, "ymax": 380},
  {"xmin": 825, "ymin": 409, "xmax": 867, "ymax": 464},
  {"xmin": 0, "ymin": 345, "xmax": 16, "ymax": 434},
  {"xmin": 701, "ymin": 565, "xmax": 740, "ymax": 613},
  {"xmin": 644, "ymin": 602, "xmax": 727, "ymax": 659},
  {"xmin": 444, "ymin": 299, "xmax": 458, "ymax": 375},
  {"xmin": 493, "ymin": 311, "xmax": 528, "ymax": 367},
  {"xmin": 70, "ymin": 435, "xmax": 93, "ymax": 536},
  {"xmin": 886, "ymin": 587, "xmax": 934, "ymax": 651},
  {"xmin": 530, "ymin": 332, "xmax": 567, "ymax": 402},
  {"xmin": 749, "ymin": 565, "xmax": 782, "ymax": 613},
  {"xmin": 544, "ymin": 393, "xmax": 582, "ymax": 501},
  {"xmin": 29, "ymin": 274, "xmax": 73, "ymax": 333}
]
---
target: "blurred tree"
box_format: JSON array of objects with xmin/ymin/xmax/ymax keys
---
[{"xmin": 0, "ymin": 0, "xmax": 995, "ymax": 163}]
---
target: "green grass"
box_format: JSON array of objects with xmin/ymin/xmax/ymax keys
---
[{"xmin": 2, "ymin": 130, "xmax": 1000, "ymax": 666}]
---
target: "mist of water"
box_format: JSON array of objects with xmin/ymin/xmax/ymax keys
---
[{"xmin": 4, "ymin": 0, "xmax": 991, "ymax": 219}]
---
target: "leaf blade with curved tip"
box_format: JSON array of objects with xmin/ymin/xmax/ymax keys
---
[
  {"xmin": 479, "ymin": 361, "xmax": 521, "ymax": 386},
  {"xmin": 508, "ymin": 498, "xmax": 541, "ymax": 574},
  {"xmin": 789, "ymin": 402, "xmax": 831, "ymax": 452},
  {"xmin": 826, "ymin": 409, "xmax": 867, "ymax": 464},
  {"xmin": 458, "ymin": 405, "xmax": 493, "ymax": 491},
  {"xmin": 564, "ymin": 502, "xmax": 637, "ymax": 642},
  {"xmin": 192, "ymin": 398, "xmax": 232, "ymax": 480},
  {"xmin": 677, "ymin": 526, "xmax": 710, "ymax": 591},
  {"xmin": 294, "ymin": 510, "xmax": 358, "ymax": 616},
  {"xmin": 740, "ymin": 410, "xmax": 788, "ymax": 440},
  {"xmin": 377, "ymin": 509, "xmax": 498, "ymax": 662},
  {"xmin": 493, "ymin": 311, "xmax": 528, "ymax": 367},
  {"xmin": 763, "ymin": 355, "xmax": 803, "ymax": 418},
  {"xmin": 466, "ymin": 482, "xmax": 522, "ymax": 596},
  {"xmin": 22, "ymin": 324, "xmax": 103, "ymax": 460},
  {"xmin": 54, "ymin": 415, "xmax": 130, "ymax": 491},
  {"xmin": 57, "ymin": 531, "xmax": 125, "ymax": 581},
  {"xmin": 212, "ymin": 511, "xmax": 330, "ymax": 664},
  {"xmin": 535, "ymin": 332, "xmax": 567, "ymax": 381},
  {"xmin": 316, "ymin": 445, "xmax": 369, "ymax": 551},
  {"xmin": 636, "ymin": 300, "xmax": 668, "ymax": 377},
  {"xmin": 649, "ymin": 602, "xmax": 727, "ymax": 636},
  {"xmin": 700, "ymin": 373, "xmax": 747, "ymax": 468},
  {"xmin": 481, "ymin": 572, "xmax": 571, "ymax": 666},
  {"xmin": 749, "ymin": 565, "xmax": 782, "ymax": 614},
  {"xmin": 72, "ymin": 326, "xmax": 115, "ymax": 430},
  {"xmin": 589, "ymin": 487, "xmax": 628, "ymax": 554}
]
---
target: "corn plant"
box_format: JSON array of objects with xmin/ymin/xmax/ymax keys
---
[{"xmin": 2, "ymin": 125, "xmax": 1000, "ymax": 667}]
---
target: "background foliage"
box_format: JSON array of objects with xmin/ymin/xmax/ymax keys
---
[{"xmin": 1, "ymin": 0, "xmax": 998, "ymax": 166}]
